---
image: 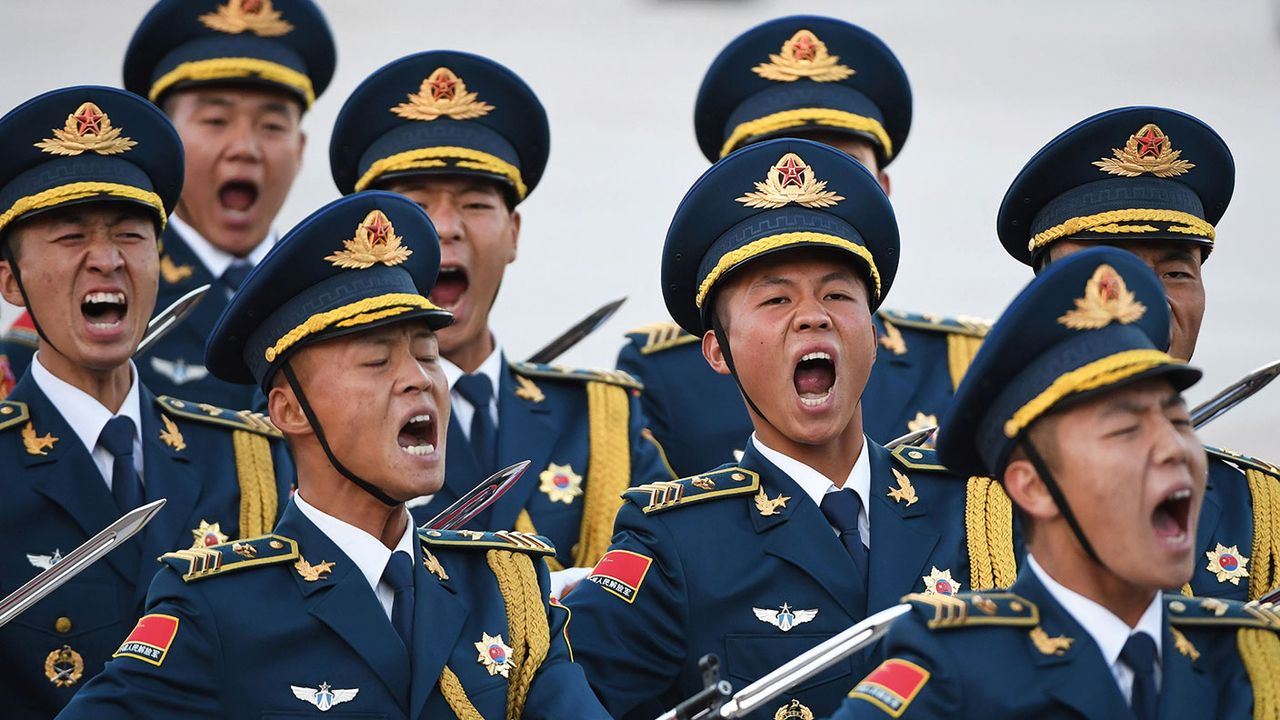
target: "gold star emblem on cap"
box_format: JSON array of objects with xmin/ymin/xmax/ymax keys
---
[
  {"xmin": 392, "ymin": 67, "xmax": 495, "ymax": 122},
  {"xmin": 1094, "ymin": 123, "xmax": 1194, "ymax": 178},
  {"xmin": 1057, "ymin": 263, "xmax": 1147, "ymax": 330},
  {"xmin": 753, "ymin": 29, "xmax": 854, "ymax": 83},
  {"xmin": 324, "ymin": 210, "xmax": 413, "ymax": 269},
  {"xmin": 35, "ymin": 102, "xmax": 136, "ymax": 157},
  {"xmin": 199, "ymin": 0, "xmax": 294, "ymax": 37},
  {"xmin": 736, "ymin": 152, "xmax": 844, "ymax": 210}
]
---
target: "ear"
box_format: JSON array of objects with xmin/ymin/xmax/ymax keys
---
[
  {"xmin": 0, "ymin": 256, "xmax": 26, "ymax": 307},
  {"xmin": 701, "ymin": 328, "xmax": 732, "ymax": 376},
  {"xmin": 295, "ymin": 129, "xmax": 307, "ymax": 165},
  {"xmin": 267, "ymin": 380, "xmax": 313, "ymax": 440},
  {"xmin": 1002, "ymin": 458, "xmax": 1059, "ymax": 523},
  {"xmin": 506, "ymin": 210, "xmax": 521, "ymax": 264},
  {"xmin": 877, "ymin": 170, "xmax": 891, "ymax": 197}
]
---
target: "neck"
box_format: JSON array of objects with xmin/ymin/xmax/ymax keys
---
[
  {"xmin": 37, "ymin": 347, "xmax": 132, "ymax": 413},
  {"xmin": 754, "ymin": 404, "xmax": 864, "ymax": 487},
  {"xmin": 1030, "ymin": 537, "xmax": 1156, "ymax": 628},
  {"xmin": 444, "ymin": 329, "xmax": 495, "ymax": 374},
  {"xmin": 296, "ymin": 455, "xmax": 409, "ymax": 549}
]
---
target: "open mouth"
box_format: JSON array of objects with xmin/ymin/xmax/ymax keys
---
[
  {"xmin": 218, "ymin": 180, "xmax": 259, "ymax": 214},
  {"xmin": 430, "ymin": 265, "xmax": 469, "ymax": 309},
  {"xmin": 398, "ymin": 413, "xmax": 437, "ymax": 457},
  {"xmin": 1151, "ymin": 487, "xmax": 1192, "ymax": 545},
  {"xmin": 82, "ymin": 291, "xmax": 128, "ymax": 329},
  {"xmin": 793, "ymin": 351, "xmax": 836, "ymax": 407}
]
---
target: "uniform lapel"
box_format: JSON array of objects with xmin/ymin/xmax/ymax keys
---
[
  {"xmin": 136, "ymin": 389, "xmax": 201, "ymax": 601},
  {"xmin": 865, "ymin": 441, "xmax": 939, "ymax": 611},
  {"xmin": 488, "ymin": 360, "xmax": 558, "ymax": 530},
  {"xmin": 1158, "ymin": 614, "xmax": 1214, "ymax": 719},
  {"xmin": 409, "ymin": 538, "xmax": 467, "ymax": 720}
]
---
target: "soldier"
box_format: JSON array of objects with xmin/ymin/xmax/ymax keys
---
[
  {"xmin": 619, "ymin": 16, "xmax": 990, "ymax": 478},
  {"xmin": 56, "ymin": 191, "xmax": 611, "ymax": 719},
  {"xmin": 1, "ymin": 0, "xmax": 336, "ymax": 409},
  {"xmin": 834, "ymin": 247, "xmax": 1279, "ymax": 720},
  {"xmin": 327, "ymin": 51, "xmax": 673, "ymax": 573},
  {"xmin": 0, "ymin": 86, "xmax": 292, "ymax": 718},
  {"xmin": 996, "ymin": 106, "xmax": 1280, "ymax": 601},
  {"xmin": 564, "ymin": 138, "xmax": 972, "ymax": 720}
]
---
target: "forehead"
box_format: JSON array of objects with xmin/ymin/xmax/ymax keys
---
[
  {"xmin": 166, "ymin": 86, "xmax": 302, "ymax": 117},
  {"xmin": 14, "ymin": 202, "xmax": 155, "ymax": 234},
  {"xmin": 1053, "ymin": 238, "xmax": 1203, "ymax": 266},
  {"xmin": 381, "ymin": 174, "xmax": 505, "ymax": 199},
  {"xmin": 724, "ymin": 248, "xmax": 864, "ymax": 291}
]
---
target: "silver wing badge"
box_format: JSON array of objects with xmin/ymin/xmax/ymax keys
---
[
  {"xmin": 753, "ymin": 602, "xmax": 818, "ymax": 632},
  {"xmin": 291, "ymin": 681, "xmax": 359, "ymax": 712},
  {"xmin": 27, "ymin": 549, "xmax": 63, "ymax": 571},
  {"xmin": 149, "ymin": 356, "xmax": 209, "ymax": 385}
]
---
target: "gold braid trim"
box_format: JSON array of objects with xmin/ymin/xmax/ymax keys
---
[
  {"xmin": 0, "ymin": 182, "xmax": 166, "ymax": 236},
  {"xmin": 1238, "ymin": 627, "xmax": 1280, "ymax": 720},
  {"xmin": 149, "ymin": 57, "xmax": 315, "ymax": 107},
  {"xmin": 1247, "ymin": 468, "xmax": 1280, "ymax": 600},
  {"xmin": 696, "ymin": 232, "xmax": 881, "ymax": 309},
  {"xmin": 515, "ymin": 509, "xmax": 565, "ymax": 572},
  {"xmin": 1090, "ymin": 224, "xmax": 1159, "ymax": 234},
  {"xmin": 438, "ymin": 666, "xmax": 484, "ymax": 720},
  {"xmin": 1004, "ymin": 349, "xmax": 1176, "ymax": 438},
  {"xmin": 233, "ymin": 430, "xmax": 278, "ymax": 537},
  {"xmin": 986, "ymin": 479, "xmax": 1017, "ymax": 588},
  {"xmin": 946, "ymin": 333, "xmax": 984, "ymax": 392},
  {"xmin": 964, "ymin": 477, "xmax": 1017, "ymax": 590},
  {"xmin": 1029, "ymin": 208, "xmax": 1214, "ymax": 253},
  {"xmin": 574, "ymin": 381, "xmax": 631, "ymax": 568},
  {"xmin": 720, "ymin": 107, "xmax": 893, "ymax": 160},
  {"xmin": 264, "ymin": 293, "xmax": 441, "ymax": 362},
  {"xmin": 965, "ymin": 477, "xmax": 994, "ymax": 591},
  {"xmin": 355, "ymin": 146, "xmax": 528, "ymax": 199},
  {"xmin": 486, "ymin": 550, "xmax": 551, "ymax": 720}
]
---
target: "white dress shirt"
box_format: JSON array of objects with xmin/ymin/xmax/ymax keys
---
[
  {"xmin": 294, "ymin": 492, "xmax": 416, "ymax": 622},
  {"xmin": 168, "ymin": 213, "xmax": 274, "ymax": 293},
  {"xmin": 31, "ymin": 353, "xmax": 144, "ymax": 489},
  {"xmin": 751, "ymin": 433, "xmax": 872, "ymax": 547},
  {"xmin": 440, "ymin": 343, "xmax": 503, "ymax": 438},
  {"xmin": 1027, "ymin": 555, "xmax": 1163, "ymax": 703}
]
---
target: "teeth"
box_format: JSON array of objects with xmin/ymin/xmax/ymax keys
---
[
  {"xmin": 1169, "ymin": 489, "xmax": 1191, "ymax": 501},
  {"xmin": 84, "ymin": 292, "xmax": 125, "ymax": 305},
  {"xmin": 800, "ymin": 351, "xmax": 831, "ymax": 362},
  {"xmin": 800, "ymin": 392, "xmax": 831, "ymax": 407},
  {"xmin": 401, "ymin": 444, "xmax": 436, "ymax": 456},
  {"xmin": 88, "ymin": 321, "xmax": 121, "ymax": 329},
  {"xmin": 408, "ymin": 414, "xmax": 431, "ymax": 425},
  {"xmin": 1166, "ymin": 531, "xmax": 1186, "ymax": 543}
]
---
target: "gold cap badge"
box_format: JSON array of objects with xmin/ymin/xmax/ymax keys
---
[
  {"xmin": 392, "ymin": 67, "xmax": 495, "ymax": 122},
  {"xmin": 1057, "ymin": 263, "xmax": 1147, "ymax": 330},
  {"xmin": 324, "ymin": 210, "xmax": 413, "ymax": 270},
  {"xmin": 1093, "ymin": 123, "xmax": 1195, "ymax": 178},
  {"xmin": 200, "ymin": 0, "xmax": 294, "ymax": 37},
  {"xmin": 753, "ymin": 30, "xmax": 854, "ymax": 83},
  {"xmin": 35, "ymin": 102, "xmax": 137, "ymax": 157},
  {"xmin": 736, "ymin": 152, "xmax": 844, "ymax": 209}
]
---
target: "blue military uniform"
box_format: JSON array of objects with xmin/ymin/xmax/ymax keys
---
[
  {"xmin": 329, "ymin": 51, "xmax": 673, "ymax": 569},
  {"xmin": 997, "ymin": 106, "xmax": 1280, "ymax": 602}
]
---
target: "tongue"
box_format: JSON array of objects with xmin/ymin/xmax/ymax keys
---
[
  {"xmin": 219, "ymin": 185, "xmax": 256, "ymax": 212},
  {"xmin": 430, "ymin": 274, "xmax": 468, "ymax": 307},
  {"xmin": 1152, "ymin": 503, "xmax": 1179, "ymax": 537},
  {"xmin": 794, "ymin": 363, "xmax": 835, "ymax": 396}
]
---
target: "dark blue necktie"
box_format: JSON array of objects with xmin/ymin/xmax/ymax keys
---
[
  {"xmin": 454, "ymin": 373, "xmax": 497, "ymax": 470},
  {"xmin": 220, "ymin": 261, "xmax": 252, "ymax": 293},
  {"xmin": 383, "ymin": 551, "xmax": 415, "ymax": 653},
  {"xmin": 99, "ymin": 416, "xmax": 142, "ymax": 512},
  {"xmin": 820, "ymin": 489, "xmax": 870, "ymax": 612},
  {"xmin": 1121, "ymin": 632, "xmax": 1158, "ymax": 720}
]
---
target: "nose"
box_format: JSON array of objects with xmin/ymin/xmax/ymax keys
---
[
  {"xmin": 425, "ymin": 202, "xmax": 463, "ymax": 244},
  {"xmin": 84, "ymin": 233, "xmax": 125, "ymax": 275},
  {"xmin": 792, "ymin": 294, "xmax": 832, "ymax": 332},
  {"xmin": 394, "ymin": 348, "xmax": 434, "ymax": 395},
  {"xmin": 224, "ymin": 116, "xmax": 263, "ymax": 163},
  {"xmin": 1151, "ymin": 415, "xmax": 1195, "ymax": 469}
]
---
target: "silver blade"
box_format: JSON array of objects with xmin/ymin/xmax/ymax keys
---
[
  {"xmin": 1191, "ymin": 359, "xmax": 1280, "ymax": 429},
  {"xmin": 424, "ymin": 460, "xmax": 531, "ymax": 530},
  {"xmin": 886, "ymin": 425, "xmax": 936, "ymax": 449},
  {"xmin": 524, "ymin": 297, "xmax": 626, "ymax": 365},
  {"xmin": 133, "ymin": 284, "xmax": 211, "ymax": 357},
  {"xmin": 0, "ymin": 498, "xmax": 166, "ymax": 628}
]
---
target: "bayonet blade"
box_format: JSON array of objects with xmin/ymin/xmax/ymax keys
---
[
  {"xmin": 134, "ymin": 284, "xmax": 211, "ymax": 357},
  {"xmin": 1191, "ymin": 360, "xmax": 1280, "ymax": 429},
  {"xmin": 424, "ymin": 460, "xmax": 531, "ymax": 530},
  {"xmin": 525, "ymin": 297, "xmax": 626, "ymax": 365}
]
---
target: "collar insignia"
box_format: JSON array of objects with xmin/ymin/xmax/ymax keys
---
[
  {"xmin": 291, "ymin": 682, "xmax": 359, "ymax": 711},
  {"xmin": 160, "ymin": 414, "xmax": 186, "ymax": 451},
  {"xmin": 921, "ymin": 566, "xmax": 960, "ymax": 596},
  {"xmin": 27, "ymin": 549, "xmax": 63, "ymax": 570},
  {"xmin": 159, "ymin": 255, "xmax": 195, "ymax": 284},
  {"xmin": 190, "ymin": 520, "xmax": 228, "ymax": 549},
  {"xmin": 754, "ymin": 488, "xmax": 790, "ymax": 517},
  {"xmin": 539, "ymin": 463, "xmax": 583, "ymax": 504},
  {"xmin": 45, "ymin": 645, "xmax": 84, "ymax": 688},
  {"xmin": 423, "ymin": 547, "xmax": 448, "ymax": 581},
  {"xmin": 753, "ymin": 29, "xmax": 854, "ymax": 83},
  {"xmin": 1093, "ymin": 123, "xmax": 1194, "ymax": 178},
  {"xmin": 392, "ymin": 67, "xmax": 495, "ymax": 122},
  {"xmin": 295, "ymin": 556, "xmax": 335, "ymax": 582},
  {"xmin": 753, "ymin": 602, "xmax": 818, "ymax": 632},
  {"xmin": 1029, "ymin": 626, "xmax": 1074, "ymax": 656},
  {"xmin": 324, "ymin": 210, "xmax": 413, "ymax": 270},
  {"xmin": 514, "ymin": 374, "xmax": 545, "ymax": 403},
  {"xmin": 22, "ymin": 422, "xmax": 58, "ymax": 456},
  {"xmin": 475, "ymin": 632, "xmax": 516, "ymax": 677},
  {"xmin": 773, "ymin": 699, "xmax": 815, "ymax": 720},
  {"xmin": 736, "ymin": 152, "xmax": 844, "ymax": 209},
  {"xmin": 888, "ymin": 468, "xmax": 920, "ymax": 507},
  {"xmin": 1170, "ymin": 626, "xmax": 1200, "ymax": 661},
  {"xmin": 1205, "ymin": 543, "xmax": 1249, "ymax": 585},
  {"xmin": 35, "ymin": 102, "xmax": 136, "ymax": 157},
  {"xmin": 1057, "ymin": 263, "xmax": 1147, "ymax": 330},
  {"xmin": 200, "ymin": 0, "xmax": 294, "ymax": 37}
]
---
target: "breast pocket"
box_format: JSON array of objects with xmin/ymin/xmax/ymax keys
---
[
  {"xmin": 724, "ymin": 633, "xmax": 854, "ymax": 693},
  {"xmin": 4, "ymin": 578, "xmax": 124, "ymax": 639},
  {"xmin": 261, "ymin": 714, "xmax": 387, "ymax": 719}
]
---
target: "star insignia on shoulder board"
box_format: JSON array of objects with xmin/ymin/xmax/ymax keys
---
[{"xmin": 295, "ymin": 556, "xmax": 335, "ymax": 582}]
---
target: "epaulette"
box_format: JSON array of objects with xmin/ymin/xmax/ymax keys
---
[
  {"xmin": 156, "ymin": 395, "xmax": 282, "ymax": 438},
  {"xmin": 890, "ymin": 444, "xmax": 949, "ymax": 472},
  {"xmin": 621, "ymin": 466, "xmax": 761, "ymax": 515},
  {"xmin": 1166, "ymin": 595, "xmax": 1280, "ymax": 631},
  {"xmin": 0, "ymin": 399, "xmax": 30, "ymax": 432},
  {"xmin": 901, "ymin": 591, "xmax": 1040, "ymax": 630},
  {"xmin": 3, "ymin": 312, "xmax": 38, "ymax": 347},
  {"xmin": 1205, "ymin": 446, "xmax": 1280, "ymax": 477},
  {"xmin": 418, "ymin": 528, "xmax": 557, "ymax": 558},
  {"xmin": 626, "ymin": 320, "xmax": 700, "ymax": 356},
  {"xmin": 509, "ymin": 361, "xmax": 643, "ymax": 390},
  {"xmin": 878, "ymin": 308, "xmax": 992, "ymax": 338},
  {"xmin": 158, "ymin": 534, "xmax": 298, "ymax": 582}
]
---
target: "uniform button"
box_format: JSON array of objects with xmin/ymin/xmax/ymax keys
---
[
  {"xmin": 55, "ymin": 617, "xmax": 72, "ymax": 633},
  {"xmin": 0, "ymin": 406, "xmax": 12, "ymax": 415}
]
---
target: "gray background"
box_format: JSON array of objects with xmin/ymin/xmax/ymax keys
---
[{"xmin": 2, "ymin": 0, "xmax": 1277, "ymax": 453}]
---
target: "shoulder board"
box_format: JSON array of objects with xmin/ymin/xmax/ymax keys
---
[
  {"xmin": 890, "ymin": 445, "xmax": 949, "ymax": 472},
  {"xmin": 878, "ymin": 309, "xmax": 992, "ymax": 338},
  {"xmin": 158, "ymin": 534, "xmax": 298, "ymax": 582},
  {"xmin": 625, "ymin": 320, "xmax": 700, "ymax": 356},
  {"xmin": 0, "ymin": 400, "xmax": 30, "ymax": 432},
  {"xmin": 418, "ymin": 529, "xmax": 556, "ymax": 557},
  {"xmin": 1167, "ymin": 595, "xmax": 1280, "ymax": 632},
  {"xmin": 621, "ymin": 466, "xmax": 761, "ymax": 515},
  {"xmin": 509, "ymin": 361, "xmax": 642, "ymax": 390},
  {"xmin": 1204, "ymin": 445, "xmax": 1280, "ymax": 477},
  {"xmin": 901, "ymin": 591, "xmax": 1040, "ymax": 630},
  {"xmin": 156, "ymin": 395, "xmax": 282, "ymax": 438}
]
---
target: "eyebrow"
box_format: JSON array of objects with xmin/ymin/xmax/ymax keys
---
[{"xmin": 1157, "ymin": 249, "xmax": 1198, "ymax": 265}]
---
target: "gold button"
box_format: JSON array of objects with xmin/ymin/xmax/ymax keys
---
[
  {"xmin": 269, "ymin": 540, "xmax": 284, "ymax": 550},
  {"xmin": 908, "ymin": 451, "xmax": 924, "ymax": 460},
  {"xmin": 55, "ymin": 617, "xmax": 72, "ymax": 634},
  {"xmin": 0, "ymin": 406, "xmax": 12, "ymax": 415},
  {"xmin": 1169, "ymin": 601, "xmax": 1187, "ymax": 613},
  {"xmin": 731, "ymin": 472, "xmax": 746, "ymax": 481},
  {"xmin": 1010, "ymin": 601, "xmax": 1025, "ymax": 612}
]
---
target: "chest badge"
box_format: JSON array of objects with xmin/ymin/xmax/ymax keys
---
[
  {"xmin": 44, "ymin": 645, "xmax": 84, "ymax": 687},
  {"xmin": 539, "ymin": 463, "xmax": 583, "ymax": 504},
  {"xmin": 190, "ymin": 520, "xmax": 228, "ymax": 549},
  {"xmin": 27, "ymin": 549, "xmax": 63, "ymax": 570},
  {"xmin": 773, "ymin": 699, "xmax": 815, "ymax": 720},
  {"xmin": 1204, "ymin": 543, "xmax": 1249, "ymax": 585},
  {"xmin": 149, "ymin": 357, "xmax": 210, "ymax": 386},
  {"xmin": 753, "ymin": 602, "xmax": 818, "ymax": 632},
  {"xmin": 475, "ymin": 632, "xmax": 516, "ymax": 677},
  {"xmin": 921, "ymin": 567, "xmax": 961, "ymax": 596},
  {"xmin": 291, "ymin": 682, "xmax": 359, "ymax": 711}
]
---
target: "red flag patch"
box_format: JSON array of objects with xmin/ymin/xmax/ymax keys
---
[
  {"xmin": 587, "ymin": 550, "xmax": 653, "ymax": 603},
  {"xmin": 113, "ymin": 614, "xmax": 180, "ymax": 667},
  {"xmin": 849, "ymin": 658, "xmax": 931, "ymax": 717}
]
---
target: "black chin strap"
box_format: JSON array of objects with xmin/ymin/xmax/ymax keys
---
[
  {"xmin": 711, "ymin": 312, "xmax": 770, "ymax": 427},
  {"xmin": 1, "ymin": 242, "xmax": 62, "ymax": 358},
  {"xmin": 1020, "ymin": 437, "xmax": 1102, "ymax": 565},
  {"xmin": 281, "ymin": 362, "xmax": 401, "ymax": 507}
]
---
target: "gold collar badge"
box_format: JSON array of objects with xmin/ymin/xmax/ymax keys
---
[
  {"xmin": 199, "ymin": 0, "xmax": 294, "ymax": 37},
  {"xmin": 1029, "ymin": 626, "xmax": 1074, "ymax": 656},
  {"xmin": 754, "ymin": 488, "xmax": 790, "ymax": 517},
  {"xmin": 539, "ymin": 463, "xmax": 583, "ymax": 504},
  {"xmin": 392, "ymin": 67, "xmax": 495, "ymax": 122},
  {"xmin": 888, "ymin": 468, "xmax": 919, "ymax": 507},
  {"xmin": 159, "ymin": 414, "xmax": 186, "ymax": 452},
  {"xmin": 35, "ymin": 102, "xmax": 136, "ymax": 157},
  {"xmin": 1057, "ymin": 263, "xmax": 1147, "ymax": 330},
  {"xmin": 295, "ymin": 556, "xmax": 335, "ymax": 582},
  {"xmin": 753, "ymin": 29, "xmax": 854, "ymax": 83},
  {"xmin": 324, "ymin": 210, "xmax": 413, "ymax": 269},
  {"xmin": 736, "ymin": 152, "xmax": 844, "ymax": 209},
  {"xmin": 423, "ymin": 547, "xmax": 448, "ymax": 581},
  {"xmin": 1093, "ymin": 123, "xmax": 1194, "ymax": 178},
  {"xmin": 22, "ymin": 422, "xmax": 58, "ymax": 456},
  {"xmin": 1205, "ymin": 543, "xmax": 1249, "ymax": 585}
]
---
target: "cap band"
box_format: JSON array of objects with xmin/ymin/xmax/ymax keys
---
[
  {"xmin": 720, "ymin": 107, "xmax": 892, "ymax": 160},
  {"xmin": 1029, "ymin": 208, "xmax": 1215, "ymax": 254},
  {"xmin": 694, "ymin": 231, "xmax": 880, "ymax": 309},
  {"xmin": 265, "ymin": 292, "xmax": 441, "ymax": 362},
  {"xmin": 354, "ymin": 145, "xmax": 527, "ymax": 199},
  {"xmin": 149, "ymin": 57, "xmax": 316, "ymax": 107},
  {"xmin": 0, "ymin": 181, "xmax": 166, "ymax": 235}
]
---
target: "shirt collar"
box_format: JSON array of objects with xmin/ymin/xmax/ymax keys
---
[
  {"xmin": 750, "ymin": 433, "xmax": 871, "ymax": 509},
  {"xmin": 31, "ymin": 353, "xmax": 143, "ymax": 457},
  {"xmin": 441, "ymin": 341, "xmax": 504, "ymax": 396},
  {"xmin": 1027, "ymin": 554, "xmax": 1164, "ymax": 668},
  {"xmin": 168, "ymin": 212, "xmax": 275, "ymax": 279},
  {"xmin": 293, "ymin": 491, "xmax": 417, "ymax": 595}
]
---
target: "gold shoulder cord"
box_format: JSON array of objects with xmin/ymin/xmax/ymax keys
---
[
  {"xmin": 439, "ymin": 666, "xmax": 483, "ymax": 720},
  {"xmin": 964, "ymin": 477, "xmax": 1017, "ymax": 591},
  {"xmin": 1238, "ymin": 626, "xmax": 1280, "ymax": 720},
  {"xmin": 488, "ymin": 549, "xmax": 551, "ymax": 720},
  {"xmin": 1247, "ymin": 468, "xmax": 1279, "ymax": 600},
  {"xmin": 233, "ymin": 430, "xmax": 279, "ymax": 538},
  {"xmin": 947, "ymin": 334, "xmax": 984, "ymax": 391},
  {"xmin": 575, "ymin": 380, "xmax": 631, "ymax": 568}
]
